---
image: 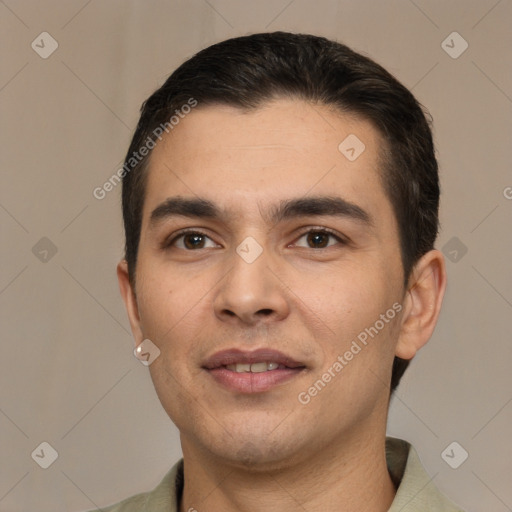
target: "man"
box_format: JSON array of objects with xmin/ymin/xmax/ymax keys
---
[{"xmin": 100, "ymin": 32, "xmax": 463, "ymax": 511}]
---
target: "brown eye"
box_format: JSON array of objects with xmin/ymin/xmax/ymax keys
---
[
  {"xmin": 294, "ymin": 229, "xmax": 344, "ymax": 249},
  {"xmin": 166, "ymin": 231, "xmax": 218, "ymax": 250},
  {"xmin": 306, "ymin": 232, "xmax": 330, "ymax": 248},
  {"xmin": 183, "ymin": 233, "xmax": 206, "ymax": 249}
]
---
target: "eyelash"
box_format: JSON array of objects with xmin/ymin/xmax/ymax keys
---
[{"xmin": 162, "ymin": 227, "xmax": 348, "ymax": 250}]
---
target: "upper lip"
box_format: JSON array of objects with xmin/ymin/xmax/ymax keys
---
[{"xmin": 202, "ymin": 348, "xmax": 306, "ymax": 369}]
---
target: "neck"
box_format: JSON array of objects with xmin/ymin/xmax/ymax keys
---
[{"xmin": 179, "ymin": 429, "xmax": 396, "ymax": 512}]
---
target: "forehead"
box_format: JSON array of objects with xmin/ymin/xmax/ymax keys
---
[{"xmin": 143, "ymin": 99, "xmax": 391, "ymax": 226}]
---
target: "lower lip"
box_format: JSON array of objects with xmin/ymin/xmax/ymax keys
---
[{"xmin": 205, "ymin": 367, "xmax": 304, "ymax": 393}]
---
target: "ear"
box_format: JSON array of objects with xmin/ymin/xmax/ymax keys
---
[
  {"xmin": 395, "ymin": 249, "xmax": 447, "ymax": 360},
  {"xmin": 117, "ymin": 259, "xmax": 144, "ymax": 346}
]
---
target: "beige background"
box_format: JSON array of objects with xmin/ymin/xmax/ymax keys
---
[{"xmin": 1, "ymin": 1, "xmax": 511, "ymax": 511}]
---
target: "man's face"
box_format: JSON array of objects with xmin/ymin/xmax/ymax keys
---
[{"xmin": 129, "ymin": 99, "xmax": 407, "ymax": 468}]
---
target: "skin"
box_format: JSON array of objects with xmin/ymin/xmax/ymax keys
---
[{"xmin": 118, "ymin": 98, "xmax": 447, "ymax": 512}]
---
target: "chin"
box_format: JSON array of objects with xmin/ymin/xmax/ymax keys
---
[
  {"xmin": 195, "ymin": 421, "xmax": 310, "ymax": 472},
  {"xmin": 212, "ymin": 440, "xmax": 296, "ymax": 472}
]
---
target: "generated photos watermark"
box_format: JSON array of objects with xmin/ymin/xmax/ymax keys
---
[
  {"xmin": 298, "ymin": 302, "xmax": 402, "ymax": 405},
  {"xmin": 93, "ymin": 98, "xmax": 198, "ymax": 200}
]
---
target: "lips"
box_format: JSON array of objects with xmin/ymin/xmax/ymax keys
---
[
  {"xmin": 202, "ymin": 348, "xmax": 305, "ymax": 370},
  {"xmin": 202, "ymin": 348, "xmax": 306, "ymax": 393}
]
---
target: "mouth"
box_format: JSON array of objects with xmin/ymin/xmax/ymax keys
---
[{"xmin": 202, "ymin": 348, "xmax": 307, "ymax": 393}]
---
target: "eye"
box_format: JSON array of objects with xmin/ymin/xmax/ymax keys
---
[
  {"xmin": 165, "ymin": 230, "xmax": 219, "ymax": 250},
  {"xmin": 164, "ymin": 228, "xmax": 346, "ymax": 251},
  {"xmin": 293, "ymin": 228, "xmax": 346, "ymax": 249}
]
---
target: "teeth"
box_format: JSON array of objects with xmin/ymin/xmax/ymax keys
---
[
  {"xmin": 233, "ymin": 363, "xmax": 251, "ymax": 372},
  {"xmin": 225, "ymin": 362, "xmax": 281, "ymax": 373},
  {"xmin": 250, "ymin": 362, "xmax": 268, "ymax": 373}
]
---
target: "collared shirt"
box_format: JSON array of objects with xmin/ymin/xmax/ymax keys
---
[{"xmin": 93, "ymin": 437, "xmax": 464, "ymax": 511}]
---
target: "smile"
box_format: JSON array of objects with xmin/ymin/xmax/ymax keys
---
[
  {"xmin": 225, "ymin": 362, "xmax": 282, "ymax": 372},
  {"xmin": 203, "ymin": 348, "xmax": 307, "ymax": 393}
]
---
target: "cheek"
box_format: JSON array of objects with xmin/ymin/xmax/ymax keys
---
[
  {"xmin": 136, "ymin": 273, "xmax": 173, "ymax": 337},
  {"xmin": 135, "ymin": 280, "xmax": 179, "ymax": 365},
  {"xmin": 136, "ymin": 260, "xmax": 205, "ymax": 333},
  {"xmin": 306, "ymin": 263, "xmax": 401, "ymax": 357}
]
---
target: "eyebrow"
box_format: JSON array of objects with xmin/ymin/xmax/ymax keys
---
[{"xmin": 149, "ymin": 195, "xmax": 373, "ymax": 227}]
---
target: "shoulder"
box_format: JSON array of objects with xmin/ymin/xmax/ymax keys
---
[
  {"xmin": 85, "ymin": 459, "xmax": 183, "ymax": 512},
  {"xmin": 386, "ymin": 437, "xmax": 465, "ymax": 512},
  {"xmin": 97, "ymin": 492, "xmax": 147, "ymax": 512}
]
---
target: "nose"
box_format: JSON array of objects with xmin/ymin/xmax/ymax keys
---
[{"xmin": 213, "ymin": 241, "xmax": 290, "ymax": 326}]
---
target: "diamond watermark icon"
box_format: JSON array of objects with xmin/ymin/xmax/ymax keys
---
[
  {"xmin": 32, "ymin": 237, "xmax": 58, "ymax": 263},
  {"xmin": 442, "ymin": 236, "xmax": 468, "ymax": 263},
  {"xmin": 31, "ymin": 32, "xmax": 59, "ymax": 59},
  {"xmin": 338, "ymin": 134, "xmax": 365, "ymax": 161},
  {"xmin": 31, "ymin": 441, "xmax": 58, "ymax": 469},
  {"xmin": 441, "ymin": 441, "xmax": 468, "ymax": 469},
  {"xmin": 236, "ymin": 236, "xmax": 263, "ymax": 264},
  {"xmin": 441, "ymin": 32, "xmax": 468, "ymax": 59},
  {"xmin": 134, "ymin": 339, "xmax": 161, "ymax": 366}
]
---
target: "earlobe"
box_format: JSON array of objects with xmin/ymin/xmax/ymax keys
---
[
  {"xmin": 395, "ymin": 249, "xmax": 447, "ymax": 360},
  {"xmin": 117, "ymin": 260, "xmax": 144, "ymax": 345}
]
